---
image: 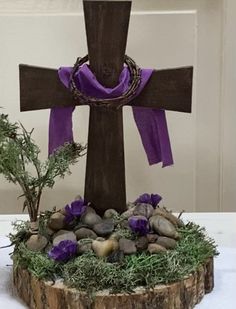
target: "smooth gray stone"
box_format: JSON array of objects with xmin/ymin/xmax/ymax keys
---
[
  {"xmin": 133, "ymin": 203, "xmax": 154, "ymax": 218},
  {"xmin": 77, "ymin": 241, "xmax": 92, "ymax": 254},
  {"xmin": 48, "ymin": 212, "xmax": 66, "ymax": 231},
  {"xmin": 103, "ymin": 208, "xmax": 119, "ymax": 219},
  {"xmin": 121, "ymin": 208, "xmax": 134, "ymax": 219},
  {"xmin": 135, "ymin": 236, "xmax": 149, "ymax": 251},
  {"xmin": 148, "ymin": 243, "xmax": 167, "ymax": 254},
  {"xmin": 26, "ymin": 234, "xmax": 48, "ymax": 252},
  {"xmin": 92, "ymin": 239, "xmax": 118, "ymax": 257},
  {"xmin": 146, "ymin": 233, "xmax": 159, "ymax": 243},
  {"xmin": 119, "ymin": 238, "xmax": 137, "ymax": 255},
  {"xmin": 81, "ymin": 212, "xmax": 102, "ymax": 227},
  {"xmin": 93, "ymin": 219, "xmax": 114, "ymax": 237},
  {"xmin": 149, "ymin": 215, "xmax": 179, "ymax": 239},
  {"xmin": 156, "ymin": 236, "xmax": 177, "ymax": 249},
  {"xmin": 53, "ymin": 231, "xmax": 76, "ymax": 246},
  {"xmin": 75, "ymin": 227, "xmax": 97, "ymax": 240}
]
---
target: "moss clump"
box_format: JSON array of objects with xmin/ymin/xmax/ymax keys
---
[
  {"xmin": 13, "ymin": 222, "xmax": 218, "ymax": 295},
  {"xmin": 13, "ymin": 242, "xmax": 63, "ymax": 280}
]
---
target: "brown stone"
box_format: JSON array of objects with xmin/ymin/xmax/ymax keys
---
[
  {"xmin": 82, "ymin": 206, "xmax": 96, "ymax": 215},
  {"xmin": 46, "ymin": 227, "xmax": 55, "ymax": 236},
  {"xmin": 81, "ymin": 213, "xmax": 102, "ymax": 228},
  {"xmin": 152, "ymin": 207, "xmax": 184, "ymax": 227},
  {"xmin": 26, "ymin": 234, "xmax": 48, "ymax": 252},
  {"xmin": 133, "ymin": 203, "xmax": 154, "ymax": 218},
  {"xmin": 156, "ymin": 236, "xmax": 177, "ymax": 249},
  {"xmin": 148, "ymin": 243, "xmax": 167, "ymax": 254},
  {"xmin": 103, "ymin": 208, "xmax": 119, "ymax": 219},
  {"xmin": 135, "ymin": 236, "xmax": 149, "ymax": 251},
  {"xmin": 93, "ymin": 220, "xmax": 114, "ymax": 237},
  {"xmin": 92, "ymin": 239, "xmax": 118, "ymax": 257},
  {"xmin": 48, "ymin": 212, "xmax": 66, "ymax": 231},
  {"xmin": 77, "ymin": 240, "xmax": 93, "ymax": 255},
  {"xmin": 146, "ymin": 233, "xmax": 159, "ymax": 243},
  {"xmin": 119, "ymin": 238, "xmax": 137, "ymax": 255},
  {"xmin": 53, "ymin": 231, "xmax": 77, "ymax": 246},
  {"xmin": 121, "ymin": 208, "xmax": 134, "ymax": 219},
  {"xmin": 75, "ymin": 228, "xmax": 97, "ymax": 240},
  {"xmin": 149, "ymin": 215, "xmax": 179, "ymax": 239}
]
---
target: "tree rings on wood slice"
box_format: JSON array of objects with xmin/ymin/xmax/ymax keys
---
[{"xmin": 13, "ymin": 258, "xmax": 214, "ymax": 309}]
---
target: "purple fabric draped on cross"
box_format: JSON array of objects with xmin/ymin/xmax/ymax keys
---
[{"xmin": 49, "ymin": 64, "xmax": 173, "ymax": 167}]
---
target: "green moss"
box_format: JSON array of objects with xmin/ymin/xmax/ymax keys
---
[
  {"xmin": 13, "ymin": 242, "xmax": 62, "ymax": 280},
  {"xmin": 13, "ymin": 222, "xmax": 218, "ymax": 295}
]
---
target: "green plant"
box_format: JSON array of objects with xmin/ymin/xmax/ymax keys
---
[{"xmin": 0, "ymin": 112, "xmax": 86, "ymax": 225}]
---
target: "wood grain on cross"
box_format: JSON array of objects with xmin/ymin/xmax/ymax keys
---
[{"xmin": 19, "ymin": 0, "xmax": 193, "ymax": 215}]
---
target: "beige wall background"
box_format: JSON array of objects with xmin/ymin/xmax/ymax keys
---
[{"xmin": 0, "ymin": 0, "xmax": 235, "ymax": 214}]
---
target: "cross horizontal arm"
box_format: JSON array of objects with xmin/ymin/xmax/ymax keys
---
[
  {"xmin": 130, "ymin": 66, "xmax": 193, "ymax": 113},
  {"xmin": 19, "ymin": 64, "xmax": 193, "ymax": 113},
  {"xmin": 19, "ymin": 64, "xmax": 74, "ymax": 112}
]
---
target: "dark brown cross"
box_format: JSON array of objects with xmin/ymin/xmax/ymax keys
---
[{"xmin": 19, "ymin": 0, "xmax": 193, "ymax": 215}]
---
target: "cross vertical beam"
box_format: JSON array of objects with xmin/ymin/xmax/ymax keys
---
[{"xmin": 83, "ymin": 1, "xmax": 132, "ymax": 214}]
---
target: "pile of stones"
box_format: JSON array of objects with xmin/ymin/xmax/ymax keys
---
[{"xmin": 26, "ymin": 202, "xmax": 184, "ymax": 258}]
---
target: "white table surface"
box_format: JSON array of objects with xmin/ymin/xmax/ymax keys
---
[{"xmin": 0, "ymin": 213, "xmax": 236, "ymax": 309}]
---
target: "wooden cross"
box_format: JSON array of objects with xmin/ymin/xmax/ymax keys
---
[{"xmin": 19, "ymin": 0, "xmax": 193, "ymax": 215}]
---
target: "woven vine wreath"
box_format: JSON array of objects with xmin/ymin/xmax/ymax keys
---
[{"xmin": 69, "ymin": 55, "xmax": 141, "ymax": 108}]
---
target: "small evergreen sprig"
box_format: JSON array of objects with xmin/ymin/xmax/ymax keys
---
[{"xmin": 0, "ymin": 112, "xmax": 86, "ymax": 223}]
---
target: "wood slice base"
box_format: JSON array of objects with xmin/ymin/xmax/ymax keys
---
[{"xmin": 13, "ymin": 258, "xmax": 214, "ymax": 309}]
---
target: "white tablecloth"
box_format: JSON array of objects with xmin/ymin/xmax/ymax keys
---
[{"xmin": 1, "ymin": 214, "xmax": 236, "ymax": 308}]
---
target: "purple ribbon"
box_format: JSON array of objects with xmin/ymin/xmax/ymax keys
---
[{"xmin": 49, "ymin": 64, "xmax": 173, "ymax": 167}]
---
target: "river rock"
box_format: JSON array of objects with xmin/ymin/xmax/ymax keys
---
[
  {"xmin": 73, "ymin": 222, "xmax": 90, "ymax": 230},
  {"xmin": 46, "ymin": 227, "xmax": 55, "ymax": 236},
  {"xmin": 26, "ymin": 234, "xmax": 48, "ymax": 252},
  {"xmin": 152, "ymin": 207, "xmax": 184, "ymax": 227},
  {"xmin": 156, "ymin": 236, "xmax": 177, "ymax": 249},
  {"xmin": 82, "ymin": 206, "xmax": 96, "ymax": 215},
  {"xmin": 75, "ymin": 227, "xmax": 97, "ymax": 240},
  {"xmin": 93, "ymin": 220, "xmax": 115, "ymax": 237},
  {"xmin": 52, "ymin": 229, "xmax": 71, "ymax": 239},
  {"xmin": 92, "ymin": 239, "xmax": 118, "ymax": 257},
  {"xmin": 121, "ymin": 208, "xmax": 134, "ymax": 219},
  {"xmin": 135, "ymin": 236, "xmax": 149, "ymax": 251},
  {"xmin": 103, "ymin": 209, "xmax": 118, "ymax": 219},
  {"xmin": 77, "ymin": 240, "xmax": 92, "ymax": 254},
  {"xmin": 148, "ymin": 243, "xmax": 167, "ymax": 254},
  {"xmin": 48, "ymin": 212, "xmax": 66, "ymax": 231},
  {"xmin": 133, "ymin": 203, "xmax": 154, "ymax": 218},
  {"xmin": 146, "ymin": 233, "xmax": 159, "ymax": 243},
  {"xmin": 149, "ymin": 215, "xmax": 179, "ymax": 239},
  {"xmin": 53, "ymin": 231, "xmax": 76, "ymax": 246},
  {"xmin": 119, "ymin": 238, "xmax": 137, "ymax": 255},
  {"xmin": 81, "ymin": 212, "xmax": 102, "ymax": 227}
]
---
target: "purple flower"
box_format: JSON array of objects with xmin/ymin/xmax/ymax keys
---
[
  {"xmin": 48, "ymin": 240, "xmax": 77, "ymax": 262},
  {"xmin": 134, "ymin": 193, "xmax": 162, "ymax": 208},
  {"xmin": 64, "ymin": 199, "xmax": 87, "ymax": 223},
  {"xmin": 128, "ymin": 215, "xmax": 149, "ymax": 236}
]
